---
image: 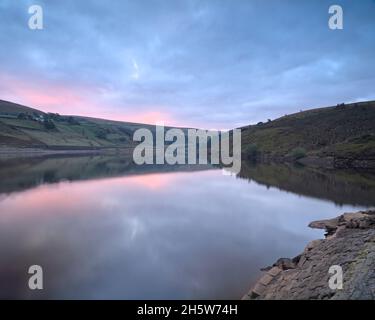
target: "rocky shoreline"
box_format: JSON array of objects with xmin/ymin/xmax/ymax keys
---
[{"xmin": 243, "ymin": 210, "xmax": 375, "ymax": 300}]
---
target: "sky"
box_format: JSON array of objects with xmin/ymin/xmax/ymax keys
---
[{"xmin": 0, "ymin": 0, "xmax": 374, "ymax": 129}]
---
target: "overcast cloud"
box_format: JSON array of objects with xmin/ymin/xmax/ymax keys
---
[{"xmin": 0, "ymin": 0, "xmax": 374, "ymax": 128}]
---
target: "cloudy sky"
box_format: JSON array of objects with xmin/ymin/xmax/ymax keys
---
[{"xmin": 0, "ymin": 0, "xmax": 374, "ymax": 128}]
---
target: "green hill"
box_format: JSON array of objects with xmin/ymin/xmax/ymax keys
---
[
  {"xmin": 0, "ymin": 99, "xmax": 44, "ymax": 116},
  {"xmin": 1, "ymin": 99, "xmax": 375, "ymax": 169},
  {"xmin": 0, "ymin": 99, "xmax": 152, "ymax": 149},
  {"xmin": 241, "ymin": 101, "xmax": 375, "ymax": 165}
]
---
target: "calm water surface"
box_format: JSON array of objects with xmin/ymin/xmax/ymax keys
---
[{"xmin": 0, "ymin": 156, "xmax": 374, "ymax": 299}]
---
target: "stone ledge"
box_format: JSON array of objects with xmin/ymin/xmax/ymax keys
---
[{"xmin": 243, "ymin": 210, "xmax": 375, "ymax": 300}]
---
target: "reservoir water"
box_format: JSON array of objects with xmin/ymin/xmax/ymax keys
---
[{"xmin": 0, "ymin": 155, "xmax": 373, "ymax": 299}]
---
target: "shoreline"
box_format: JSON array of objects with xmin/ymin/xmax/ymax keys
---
[
  {"xmin": 0, "ymin": 146, "xmax": 135, "ymax": 159},
  {"xmin": 244, "ymin": 153, "xmax": 375, "ymax": 170},
  {"xmin": 243, "ymin": 210, "xmax": 375, "ymax": 300},
  {"xmin": 2, "ymin": 146, "xmax": 375, "ymax": 170}
]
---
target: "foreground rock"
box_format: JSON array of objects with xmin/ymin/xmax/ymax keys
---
[{"xmin": 243, "ymin": 210, "xmax": 375, "ymax": 300}]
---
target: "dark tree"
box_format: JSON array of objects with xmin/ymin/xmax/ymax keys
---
[
  {"xmin": 17, "ymin": 113, "xmax": 27, "ymax": 120},
  {"xmin": 44, "ymin": 119, "xmax": 56, "ymax": 130}
]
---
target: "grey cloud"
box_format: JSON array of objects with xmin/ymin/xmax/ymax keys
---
[{"xmin": 0, "ymin": 0, "xmax": 374, "ymax": 127}]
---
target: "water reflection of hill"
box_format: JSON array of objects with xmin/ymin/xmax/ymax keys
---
[
  {"xmin": 237, "ymin": 161, "xmax": 375, "ymax": 207},
  {"xmin": 0, "ymin": 155, "xmax": 214, "ymax": 195},
  {"xmin": 1, "ymin": 155, "xmax": 375, "ymax": 207}
]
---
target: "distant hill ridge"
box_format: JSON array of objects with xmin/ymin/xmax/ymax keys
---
[
  {"xmin": 0, "ymin": 99, "xmax": 190, "ymax": 151},
  {"xmin": 240, "ymin": 100, "xmax": 375, "ymax": 167},
  {"xmin": 0, "ymin": 99, "xmax": 145, "ymax": 149},
  {"xmin": 1, "ymin": 99, "xmax": 375, "ymax": 168},
  {"xmin": 0, "ymin": 99, "xmax": 45, "ymax": 116}
]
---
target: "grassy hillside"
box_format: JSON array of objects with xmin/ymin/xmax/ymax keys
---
[
  {"xmin": 241, "ymin": 101, "xmax": 375, "ymax": 161},
  {"xmin": 0, "ymin": 100, "xmax": 44, "ymax": 116},
  {"xmin": 0, "ymin": 99, "xmax": 152, "ymax": 149},
  {"xmin": 1, "ymin": 98, "xmax": 375, "ymax": 165}
]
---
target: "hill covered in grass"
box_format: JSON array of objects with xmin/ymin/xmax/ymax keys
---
[
  {"xmin": 1, "ymin": 99, "xmax": 374, "ymax": 168},
  {"xmin": 240, "ymin": 101, "xmax": 375, "ymax": 167},
  {"xmin": 0, "ymin": 99, "xmax": 151, "ymax": 150}
]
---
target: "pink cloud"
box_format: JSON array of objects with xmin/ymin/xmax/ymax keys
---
[{"xmin": 0, "ymin": 73, "xmax": 182, "ymax": 126}]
